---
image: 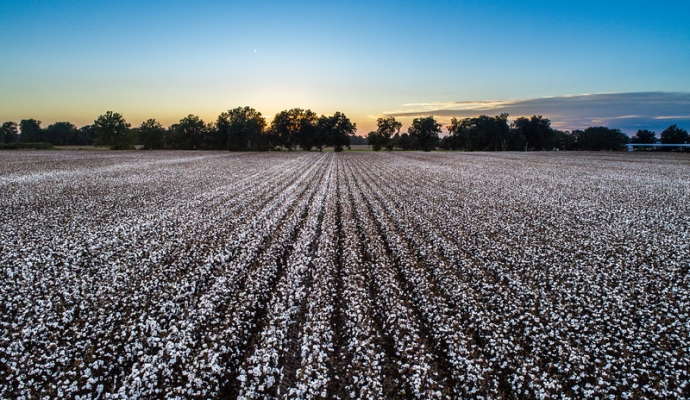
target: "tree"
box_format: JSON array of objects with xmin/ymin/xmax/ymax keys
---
[
  {"xmin": 631, "ymin": 129, "xmax": 657, "ymax": 144},
  {"xmin": 19, "ymin": 119, "xmax": 44, "ymax": 143},
  {"xmin": 660, "ymin": 125, "xmax": 688, "ymax": 145},
  {"xmin": 168, "ymin": 115, "xmax": 208, "ymax": 150},
  {"xmin": 577, "ymin": 126, "xmax": 629, "ymax": 151},
  {"xmin": 75, "ymin": 125, "xmax": 96, "ymax": 146},
  {"xmin": 511, "ymin": 115, "xmax": 556, "ymax": 150},
  {"xmin": 396, "ymin": 132, "xmax": 413, "ymax": 150},
  {"xmin": 1, "ymin": 121, "xmax": 19, "ymax": 144},
  {"xmin": 443, "ymin": 117, "xmax": 470, "ymax": 150},
  {"xmin": 217, "ymin": 107, "xmax": 267, "ymax": 151},
  {"xmin": 444, "ymin": 114, "xmax": 510, "ymax": 151},
  {"xmin": 314, "ymin": 117, "xmax": 329, "ymax": 151},
  {"xmin": 46, "ymin": 122, "xmax": 77, "ymax": 146},
  {"xmin": 554, "ymin": 130, "xmax": 577, "ymax": 150},
  {"xmin": 349, "ymin": 134, "xmax": 368, "ymax": 145},
  {"xmin": 204, "ymin": 123, "xmax": 219, "ymax": 150},
  {"xmin": 470, "ymin": 114, "xmax": 508, "ymax": 151},
  {"xmin": 94, "ymin": 111, "xmax": 134, "ymax": 150},
  {"xmin": 317, "ymin": 112, "xmax": 356, "ymax": 152},
  {"xmin": 270, "ymin": 108, "xmax": 318, "ymax": 150},
  {"xmin": 408, "ymin": 116, "xmax": 441, "ymax": 151},
  {"xmin": 376, "ymin": 116, "xmax": 402, "ymax": 151},
  {"xmin": 494, "ymin": 113, "xmax": 511, "ymax": 150},
  {"xmin": 138, "ymin": 119, "xmax": 166, "ymax": 149},
  {"xmin": 367, "ymin": 131, "xmax": 385, "ymax": 151}
]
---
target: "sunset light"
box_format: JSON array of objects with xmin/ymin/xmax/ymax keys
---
[
  {"xmin": 2, "ymin": 2, "xmax": 690, "ymax": 398},
  {"xmin": 1, "ymin": 1, "xmax": 688, "ymax": 134}
]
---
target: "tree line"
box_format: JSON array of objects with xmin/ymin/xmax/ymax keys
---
[
  {"xmin": 2, "ymin": 109, "xmax": 688, "ymax": 151},
  {"xmin": 0, "ymin": 119, "xmax": 96, "ymax": 147},
  {"xmin": 368, "ymin": 114, "xmax": 689, "ymax": 151},
  {"xmin": 0, "ymin": 107, "xmax": 364, "ymax": 152}
]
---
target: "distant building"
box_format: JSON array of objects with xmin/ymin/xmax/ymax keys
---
[{"xmin": 626, "ymin": 143, "xmax": 690, "ymax": 151}]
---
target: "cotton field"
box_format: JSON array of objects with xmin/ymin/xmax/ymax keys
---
[{"xmin": 1, "ymin": 150, "xmax": 688, "ymax": 399}]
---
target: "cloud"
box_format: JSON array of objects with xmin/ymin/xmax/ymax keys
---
[
  {"xmin": 654, "ymin": 115, "xmax": 690, "ymax": 120},
  {"xmin": 383, "ymin": 92, "xmax": 690, "ymax": 133}
]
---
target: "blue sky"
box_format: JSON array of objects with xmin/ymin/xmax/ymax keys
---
[{"xmin": 1, "ymin": 0, "xmax": 689, "ymax": 134}]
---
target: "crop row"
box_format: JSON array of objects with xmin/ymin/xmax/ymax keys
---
[{"xmin": 1, "ymin": 151, "xmax": 688, "ymax": 399}]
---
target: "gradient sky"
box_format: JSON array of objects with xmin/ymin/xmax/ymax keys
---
[{"xmin": 1, "ymin": 0, "xmax": 689, "ymax": 134}]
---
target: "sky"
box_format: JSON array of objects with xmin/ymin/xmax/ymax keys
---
[{"xmin": 1, "ymin": 0, "xmax": 689, "ymax": 134}]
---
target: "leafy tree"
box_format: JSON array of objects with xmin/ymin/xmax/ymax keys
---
[
  {"xmin": 577, "ymin": 126, "xmax": 629, "ymax": 151},
  {"xmin": 660, "ymin": 125, "xmax": 688, "ymax": 145},
  {"xmin": 94, "ymin": 111, "xmax": 134, "ymax": 150},
  {"xmin": 395, "ymin": 132, "xmax": 413, "ymax": 150},
  {"xmin": 138, "ymin": 119, "xmax": 166, "ymax": 150},
  {"xmin": 218, "ymin": 107, "xmax": 267, "ymax": 151},
  {"xmin": 511, "ymin": 115, "xmax": 556, "ymax": 150},
  {"xmin": 631, "ymin": 129, "xmax": 657, "ymax": 144},
  {"xmin": 46, "ymin": 122, "xmax": 77, "ymax": 146},
  {"xmin": 408, "ymin": 116, "xmax": 441, "ymax": 151},
  {"xmin": 76, "ymin": 125, "xmax": 96, "ymax": 146},
  {"xmin": 19, "ymin": 119, "xmax": 44, "ymax": 143},
  {"xmin": 349, "ymin": 134, "xmax": 368, "ymax": 145},
  {"xmin": 169, "ymin": 115, "xmax": 208, "ymax": 150},
  {"xmin": 444, "ymin": 114, "xmax": 510, "ymax": 151},
  {"xmin": 554, "ymin": 130, "xmax": 577, "ymax": 150},
  {"xmin": 494, "ymin": 114, "xmax": 512, "ymax": 150},
  {"xmin": 1, "ymin": 121, "xmax": 19, "ymax": 144},
  {"xmin": 470, "ymin": 114, "xmax": 509, "ymax": 150},
  {"xmin": 314, "ymin": 118, "xmax": 329, "ymax": 151},
  {"xmin": 508, "ymin": 127, "xmax": 527, "ymax": 151},
  {"xmin": 570, "ymin": 129, "xmax": 584, "ymax": 149},
  {"xmin": 443, "ymin": 117, "xmax": 470, "ymax": 150},
  {"xmin": 376, "ymin": 116, "xmax": 402, "ymax": 151},
  {"xmin": 367, "ymin": 131, "xmax": 385, "ymax": 151},
  {"xmin": 270, "ymin": 108, "xmax": 318, "ymax": 150},
  {"xmin": 317, "ymin": 112, "xmax": 356, "ymax": 152},
  {"xmin": 205, "ymin": 123, "xmax": 219, "ymax": 150},
  {"xmin": 391, "ymin": 132, "xmax": 400, "ymax": 149}
]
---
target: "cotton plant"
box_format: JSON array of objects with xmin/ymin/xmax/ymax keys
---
[{"xmin": 1, "ymin": 151, "xmax": 688, "ymax": 399}]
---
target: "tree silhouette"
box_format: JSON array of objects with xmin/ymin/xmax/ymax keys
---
[
  {"xmin": 270, "ymin": 108, "xmax": 318, "ymax": 150},
  {"xmin": 511, "ymin": 115, "xmax": 555, "ymax": 150},
  {"xmin": 169, "ymin": 115, "xmax": 208, "ymax": 150},
  {"xmin": 367, "ymin": 131, "xmax": 384, "ymax": 151},
  {"xmin": 76, "ymin": 125, "xmax": 96, "ymax": 146},
  {"xmin": 349, "ymin": 134, "xmax": 368, "ymax": 145},
  {"xmin": 408, "ymin": 116, "xmax": 441, "ymax": 151},
  {"xmin": 316, "ymin": 112, "xmax": 356, "ymax": 152},
  {"xmin": 1, "ymin": 121, "xmax": 19, "ymax": 144},
  {"xmin": 395, "ymin": 132, "xmax": 413, "ymax": 150},
  {"xmin": 218, "ymin": 107, "xmax": 267, "ymax": 151},
  {"xmin": 444, "ymin": 114, "xmax": 511, "ymax": 151},
  {"xmin": 376, "ymin": 116, "xmax": 402, "ymax": 151},
  {"xmin": 46, "ymin": 122, "xmax": 77, "ymax": 146},
  {"xmin": 660, "ymin": 125, "xmax": 688, "ymax": 145},
  {"xmin": 577, "ymin": 127, "xmax": 629, "ymax": 151},
  {"xmin": 138, "ymin": 119, "xmax": 166, "ymax": 150},
  {"xmin": 94, "ymin": 112, "xmax": 134, "ymax": 150},
  {"xmin": 554, "ymin": 130, "xmax": 577, "ymax": 150},
  {"xmin": 8, "ymin": 108, "xmax": 689, "ymax": 153},
  {"xmin": 631, "ymin": 129, "xmax": 656, "ymax": 144},
  {"xmin": 19, "ymin": 119, "xmax": 44, "ymax": 143}
]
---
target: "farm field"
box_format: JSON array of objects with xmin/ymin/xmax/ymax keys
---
[{"xmin": 0, "ymin": 151, "xmax": 688, "ymax": 399}]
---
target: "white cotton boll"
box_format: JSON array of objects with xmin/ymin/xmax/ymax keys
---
[{"xmin": 2, "ymin": 152, "xmax": 688, "ymax": 399}]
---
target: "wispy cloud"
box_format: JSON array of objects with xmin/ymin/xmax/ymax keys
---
[
  {"xmin": 654, "ymin": 115, "xmax": 690, "ymax": 120},
  {"xmin": 383, "ymin": 92, "xmax": 690, "ymax": 133},
  {"xmin": 398, "ymin": 100, "xmax": 518, "ymax": 112}
]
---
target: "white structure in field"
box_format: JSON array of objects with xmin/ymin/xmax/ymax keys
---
[{"xmin": 626, "ymin": 143, "xmax": 690, "ymax": 151}]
